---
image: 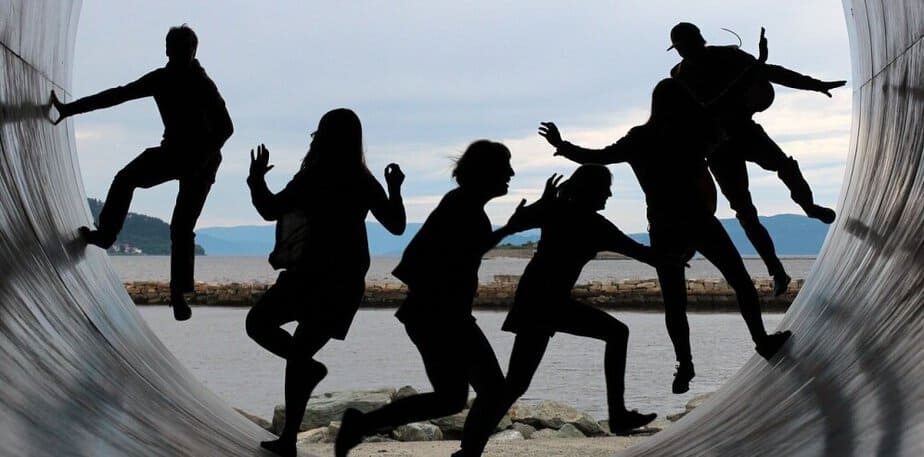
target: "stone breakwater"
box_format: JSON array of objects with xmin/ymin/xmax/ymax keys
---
[
  {"xmin": 234, "ymin": 387, "xmax": 713, "ymax": 445},
  {"xmin": 125, "ymin": 275, "xmax": 802, "ymax": 311}
]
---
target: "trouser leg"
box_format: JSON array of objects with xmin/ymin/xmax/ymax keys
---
[
  {"xmin": 696, "ymin": 217, "xmax": 767, "ymax": 342},
  {"xmin": 650, "ymin": 230, "xmax": 693, "ymax": 364},
  {"xmin": 735, "ymin": 121, "xmax": 816, "ymax": 208},
  {"xmin": 96, "ymin": 147, "xmax": 176, "ymax": 243},
  {"xmin": 458, "ymin": 323, "xmax": 506, "ymax": 456},
  {"xmin": 461, "ymin": 332, "xmax": 548, "ymax": 457},
  {"xmin": 709, "ymin": 152, "xmax": 786, "ymax": 278},
  {"xmin": 170, "ymin": 176, "xmax": 214, "ymax": 295},
  {"xmin": 555, "ymin": 302, "xmax": 631, "ymax": 417},
  {"xmin": 360, "ymin": 323, "xmax": 471, "ymax": 430}
]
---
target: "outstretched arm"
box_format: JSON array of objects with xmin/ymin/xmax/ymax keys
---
[
  {"xmin": 602, "ymin": 222, "xmax": 661, "ymax": 266},
  {"xmin": 540, "ymin": 122, "xmax": 633, "ymax": 165},
  {"xmin": 757, "ymin": 31, "xmax": 845, "ymax": 97},
  {"xmin": 763, "ymin": 64, "xmax": 846, "ymax": 97},
  {"xmin": 369, "ymin": 164, "xmax": 407, "ymax": 235},
  {"xmin": 600, "ymin": 219, "xmax": 687, "ymax": 270},
  {"xmin": 50, "ymin": 71, "xmax": 158, "ymax": 124}
]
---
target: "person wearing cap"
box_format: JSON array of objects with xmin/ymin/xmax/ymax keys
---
[
  {"xmin": 542, "ymin": 79, "xmax": 793, "ymax": 396},
  {"xmin": 668, "ymin": 22, "xmax": 845, "ymax": 297}
]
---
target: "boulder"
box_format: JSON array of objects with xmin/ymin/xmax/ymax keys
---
[
  {"xmin": 296, "ymin": 427, "xmax": 331, "ymax": 444},
  {"xmin": 685, "ymin": 393, "xmax": 712, "ymax": 412},
  {"xmin": 363, "ymin": 435, "xmax": 397, "ymax": 443},
  {"xmin": 510, "ymin": 422, "xmax": 536, "ymax": 439},
  {"xmin": 393, "ymin": 385, "xmax": 419, "ymax": 401},
  {"xmin": 431, "ymin": 410, "xmax": 468, "ymax": 439},
  {"xmin": 272, "ymin": 388, "xmax": 395, "ymax": 433},
  {"xmin": 529, "ymin": 400, "xmax": 604, "ymax": 436},
  {"xmin": 234, "ymin": 408, "xmax": 272, "ymax": 431},
  {"xmin": 529, "ymin": 423, "xmax": 587, "ymax": 439},
  {"xmin": 555, "ymin": 423, "xmax": 587, "ymax": 438},
  {"xmin": 507, "ymin": 401, "xmax": 536, "ymax": 425},
  {"xmin": 391, "ymin": 422, "xmax": 444, "ymax": 442},
  {"xmin": 489, "ymin": 429, "xmax": 524, "ymax": 442},
  {"xmin": 494, "ymin": 413, "xmax": 513, "ymax": 432},
  {"xmin": 530, "ymin": 428, "xmax": 560, "ymax": 440}
]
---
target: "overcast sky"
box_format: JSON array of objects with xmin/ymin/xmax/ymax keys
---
[{"xmin": 69, "ymin": 1, "xmax": 853, "ymax": 233}]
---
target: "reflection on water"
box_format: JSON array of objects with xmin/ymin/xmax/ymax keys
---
[{"xmin": 140, "ymin": 307, "xmax": 784, "ymax": 421}]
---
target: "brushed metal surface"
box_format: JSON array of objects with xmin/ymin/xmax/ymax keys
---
[
  {"xmin": 0, "ymin": 1, "xmax": 278, "ymax": 455},
  {"xmin": 619, "ymin": 1, "xmax": 924, "ymax": 455}
]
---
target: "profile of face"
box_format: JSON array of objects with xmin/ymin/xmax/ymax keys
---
[
  {"xmin": 567, "ymin": 165, "xmax": 613, "ymax": 211},
  {"xmin": 453, "ymin": 140, "xmax": 515, "ymax": 199},
  {"xmin": 483, "ymin": 154, "xmax": 515, "ymax": 198},
  {"xmin": 585, "ymin": 179, "xmax": 612, "ymax": 211}
]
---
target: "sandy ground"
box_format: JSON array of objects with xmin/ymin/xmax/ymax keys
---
[{"xmin": 299, "ymin": 436, "xmax": 649, "ymax": 457}]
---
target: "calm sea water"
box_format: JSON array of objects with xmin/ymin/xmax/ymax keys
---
[
  {"xmin": 122, "ymin": 256, "xmax": 799, "ymax": 422},
  {"xmin": 139, "ymin": 307, "xmax": 784, "ymax": 422},
  {"xmin": 111, "ymin": 255, "xmax": 819, "ymax": 284}
]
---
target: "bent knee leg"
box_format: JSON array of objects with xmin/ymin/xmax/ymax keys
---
[
  {"xmin": 244, "ymin": 308, "xmax": 265, "ymax": 340},
  {"xmin": 607, "ymin": 320, "xmax": 629, "ymax": 344}
]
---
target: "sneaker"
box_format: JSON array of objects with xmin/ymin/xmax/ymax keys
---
[
  {"xmin": 609, "ymin": 410, "xmax": 657, "ymax": 434},
  {"xmin": 772, "ymin": 273, "xmax": 792, "ymax": 297},
  {"xmin": 171, "ymin": 294, "xmax": 192, "ymax": 321},
  {"xmin": 335, "ymin": 408, "xmax": 365, "ymax": 457},
  {"xmin": 78, "ymin": 226, "xmax": 116, "ymax": 249},
  {"xmin": 804, "ymin": 204, "xmax": 836, "ymax": 224},
  {"xmin": 260, "ymin": 438, "xmax": 296, "ymax": 457},
  {"xmin": 672, "ymin": 362, "xmax": 695, "ymax": 394},
  {"xmin": 755, "ymin": 331, "xmax": 792, "ymax": 360}
]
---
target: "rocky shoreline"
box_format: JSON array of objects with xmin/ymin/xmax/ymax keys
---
[
  {"xmin": 235, "ymin": 387, "xmax": 712, "ymax": 451},
  {"xmin": 126, "ymin": 275, "xmax": 801, "ymax": 312}
]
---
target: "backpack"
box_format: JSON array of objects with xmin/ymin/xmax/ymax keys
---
[{"xmin": 268, "ymin": 209, "xmax": 309, "ymax": 270}]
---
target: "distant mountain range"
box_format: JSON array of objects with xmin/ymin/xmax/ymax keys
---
[{"xmin": 196, "ymin": 213, "xmax": 830, "ymax": 257}]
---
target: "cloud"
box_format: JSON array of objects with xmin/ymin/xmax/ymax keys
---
[{"xmin": 71, "ymin": 0, "xmax": 851, "ymax": 230}]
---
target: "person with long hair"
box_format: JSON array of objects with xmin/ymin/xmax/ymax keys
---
[
  {"xmin": 246, "ymin": 108, "xmax": 406, "ymax": 457},
  {"xmin": 335, "ymin": 140, "xmax": 532, "ymax": 457},
  {"xmin": 541, "ymin": 78, "xmax": 791, "ymax": 396},
  {"xmin": 461, "ymin": 166, "xmax": 668, "ymax": 456}
]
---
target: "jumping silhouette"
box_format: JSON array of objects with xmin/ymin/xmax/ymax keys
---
[
  {"xmin": 543, "ymin": 78, "xmax": 792, "ymax": 395},
  {"xmin": 668, "ymin": 22, "xmax": 846, "ymax": 296},
  {"xmin": 335, "ymin": 140, "xmax": 531, "ymax": 457},
  {"xmin": 246, "ymin": 109, "xmax": 406, "ymax": 457},
  {"xmin": 460, "ymin": 167, "xmax": 670, "ymax": 456},
  {"xmin": 49, "ymin": 25, "xmax": 233, "ymax": 321}
]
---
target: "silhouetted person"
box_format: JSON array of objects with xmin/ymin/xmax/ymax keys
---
[
  {"xmin": 49, "ymin": 25, "xmax": 232, "ymax": 320},
  {"xmin": 668, "ymin": 22, "xmax": 846, "ymax": 296},
  {"xmin": 542, "ymin": 78, "xmax": 791, "ymax": 395},
  {"xmin": 335, "ymin": 140, "xmax": 531, "ymax": 457},
  {"xmin": 246, "ymin": 109, "xmax": 406, "ymax": 457},
  {"xmin": 461, "ymin": 167, "xmax": 668, "ymax": 456}
]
